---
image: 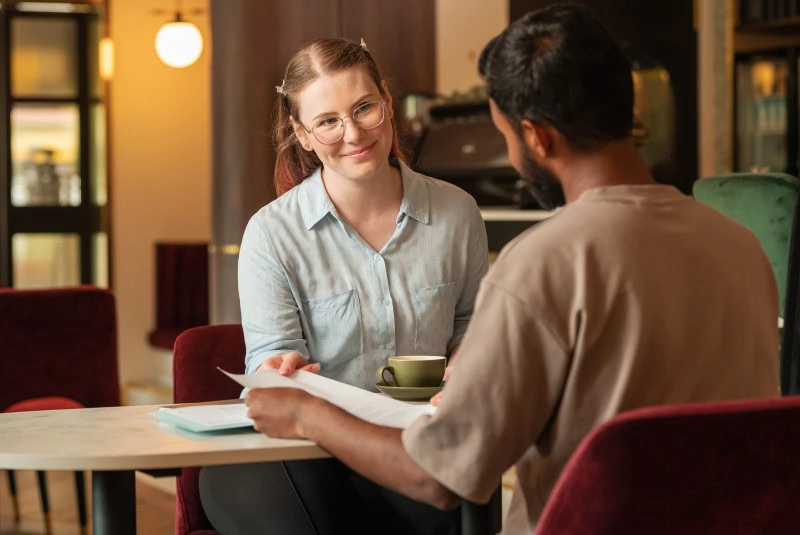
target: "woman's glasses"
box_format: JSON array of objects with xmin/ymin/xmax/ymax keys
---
[{"xmin": 300, "ymin": 100, "xmax": 386, "ymax": 145}]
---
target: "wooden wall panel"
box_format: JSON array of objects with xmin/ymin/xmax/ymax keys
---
[{"xmin": 340, "ymin": 0, "xmax": 436, "ymax": 96}]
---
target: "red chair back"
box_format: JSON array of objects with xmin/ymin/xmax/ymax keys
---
[
  {"xmin": 536, "ymin": 395, "xmax": 800, "ymax": 534},
  {"xmin": 172, "ymin": 324, "xmax": 246, "ymax": 535},
  {"xmin": 148, "ymin": 242, "xmax": 210, "ymax": 350},
  {"xmin": 0, "ymin": 286, "xmax": 119, "ymax": 411}
]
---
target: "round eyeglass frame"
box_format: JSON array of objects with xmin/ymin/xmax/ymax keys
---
[{"xmin": 298, "ymin": 100, "xmax": 387, "ymax": 145}]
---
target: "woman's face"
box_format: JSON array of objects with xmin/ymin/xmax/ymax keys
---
[{"xmin": 292, "ymin": 66, "xmax": 394, "ymax": 186}]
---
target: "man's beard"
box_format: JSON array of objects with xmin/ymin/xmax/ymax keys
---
[{"xmin": 519, "ymin": 143, "xmax": 566, "ymax": 210}]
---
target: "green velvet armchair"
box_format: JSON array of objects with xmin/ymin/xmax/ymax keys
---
[{"xmin": 693, "ymin": 172, "xmax": 800, "ymax": 394}]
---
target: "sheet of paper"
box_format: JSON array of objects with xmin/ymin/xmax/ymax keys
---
[{"xmin": 220, "ymin": 368, "xmax": 435, "ymax": 429}]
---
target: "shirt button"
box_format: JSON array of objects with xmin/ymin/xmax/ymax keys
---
[
  {"xmin": 373, "ymin": 255, "xmax": 380, "ymax": 262},
  {"xmin": 385, "ymin": 343, "xmax": 394, "ymax": 350},
  {"xmin": 384, "ymin": 299, "xmax": 391, "ymax": 307}
]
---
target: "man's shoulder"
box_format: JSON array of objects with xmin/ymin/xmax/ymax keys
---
[
  {"xmin": 485, "ymin": 212, "xmax": 578, "ymax": 291},
  {"xmin": 679, "ymin": 195, "xmax": 770, "ymax": 256},
  {"xmin": 485, "ymin": 192, "xmax": 755, "ymax": 277},
  {"xmin": 492, "ymin": 204, "xmax": 591, "ymax": 257}
]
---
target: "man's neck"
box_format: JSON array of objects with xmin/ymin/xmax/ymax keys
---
[{"xmin": 558, "ymin": 139, "xmax": 656, "ymax": 204}]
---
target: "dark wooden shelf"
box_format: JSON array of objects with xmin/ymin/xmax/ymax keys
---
[
  {"xmin": 735, "ymin": 17, "xmax": 800, "ymax": 53},
  {"xmin": 737, "ymin": 15, "xmax": 800, "ymax": 32}
]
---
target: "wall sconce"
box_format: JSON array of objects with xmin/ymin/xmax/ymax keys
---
[
  {"xmin": 155, "ymin": 7, "xmax": 203, "ymax": 68},
  {"xmin": 99, "ymin": 37, "xmax": 114, "ymax": 80}
]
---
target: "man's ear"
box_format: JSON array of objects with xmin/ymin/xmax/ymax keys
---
[
  {"xmin": 520, "ymin": 119, "xmax": 553, "ymax": 158},
  {"xmin": 289, "ymin": 116, "xmax": 313, "ymax": 151}
]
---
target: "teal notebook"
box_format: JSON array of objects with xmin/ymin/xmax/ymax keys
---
[{"xmin": 151, "ymin": 402, "xmax": 254, "ymax": 433}]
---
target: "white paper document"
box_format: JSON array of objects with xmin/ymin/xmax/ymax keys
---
[{"xmin": 220, "ymin": 368, "xmax": 435, "ymax": 429}]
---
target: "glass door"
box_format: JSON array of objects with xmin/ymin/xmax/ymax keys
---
[
  {"xmin": 735, "ymin": 55, "xmax": 790, "ymax": 173},
  {"xmin": 1, "ymin": 4, "xmax": 109, "ymax": 289}
]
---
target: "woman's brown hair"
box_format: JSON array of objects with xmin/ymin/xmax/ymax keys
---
[{"xmin": 273, "ymin": 38, "xmax": 405, "ymax": 196}]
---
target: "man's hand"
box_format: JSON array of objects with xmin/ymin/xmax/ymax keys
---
[
  {"xmin": 430, "ymin": 363, "xmax": 454, "ymax": 407},
  {"xmin": 257, "ymin": 352, "xmax": 321, "ymax": 376},
  {"xmin": 430, "ymin": 345, "xmax": 461, "ymax": 407},
  {"xmin": 244, "ymin": 387, "xmax": 319, "ymax": 439}
]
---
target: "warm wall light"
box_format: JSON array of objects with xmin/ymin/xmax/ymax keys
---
[
  {"xmin": 155, "ymin": 13, "xmax": 203, "ymax": 68},
  {"xmin": 99, "ymin": 37, "xmax": 114, "ymax": 80}
]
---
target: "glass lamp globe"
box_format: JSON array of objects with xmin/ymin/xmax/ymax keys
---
[{"xmin": 155, "ymin": 16, "xmax": 203, "ymax": 68}]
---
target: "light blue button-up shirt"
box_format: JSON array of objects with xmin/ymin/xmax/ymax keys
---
[{"xmin": 238, "ymin": 160, "xmax": 489, "ymax": 391}]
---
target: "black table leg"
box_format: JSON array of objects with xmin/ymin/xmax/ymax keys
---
[
  {"xmin": 75, "ymin": 471, "xmax": 87, "ymax": 528},
  {"xmin": 461, "ymin": 486, "xmax": 502, "ymax": 535},
  {"xmin": 92, "ymin": 470, "xmax": 136, "ymax": 535}
]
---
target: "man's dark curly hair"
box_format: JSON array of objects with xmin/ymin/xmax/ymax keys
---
[{"xmin": 479, "ymin": 3, "xmax": 633, "ymax": 152}]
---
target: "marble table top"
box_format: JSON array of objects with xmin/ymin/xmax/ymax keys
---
[{"xmin": 0, "ymin": 401, "xmax": 329, "ymax": 471}]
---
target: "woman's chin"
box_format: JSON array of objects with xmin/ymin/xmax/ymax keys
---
[
  {"xmin": 338, "ymin": 152, "xmax": 391, "ymax": 178},
  {"xmin": 340, "ymin": 161, "xmax": 383, "ymax": 181}
]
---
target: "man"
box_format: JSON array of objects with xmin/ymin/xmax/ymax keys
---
[{"xmin": 245, "ymin": 4, "xmax": 780, "ymax": 533}]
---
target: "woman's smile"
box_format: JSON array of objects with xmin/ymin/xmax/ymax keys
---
[{"xmin": 343, "ymin": 141, "xmax": 376, "ymax": 159}]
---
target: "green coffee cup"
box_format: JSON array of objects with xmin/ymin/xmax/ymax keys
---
[{"xmin": 377, "ymin": 356, "xmax": 446, "ymax": 388}]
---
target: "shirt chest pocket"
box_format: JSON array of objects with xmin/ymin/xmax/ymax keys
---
[
  {"xmin": 411, "ymin": 280, "xmax": 458, "ymax": 354},
  {"xmin": 301, "ymin": 289, "xmax": 364, "ymax": 368}
]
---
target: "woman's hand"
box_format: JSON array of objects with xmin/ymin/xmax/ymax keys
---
[{"xmin": 257, "ymin": 352, "xmax": 321, "ymax": 376}]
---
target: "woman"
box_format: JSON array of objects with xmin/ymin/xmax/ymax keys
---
[{"xmin": 200, "ymin": 37, "xmax": 488, "ymax": 535}]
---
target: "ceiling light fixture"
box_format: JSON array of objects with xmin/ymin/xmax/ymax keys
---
[{"xmin": 154, "ymin": 1, "xmax": 204, "ymax": 69}]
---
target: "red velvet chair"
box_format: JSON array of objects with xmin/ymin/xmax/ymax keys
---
[
  {"xmin": 536, "ymin": 395, "xmax": 800, "ymax": 534},
  {"xmin": 172, "ymin": 324, "xmax": 246, "ymax": 535},
  {"xmin": 0, "ymin": 286, "xmax": 119, "ymax": 531}
]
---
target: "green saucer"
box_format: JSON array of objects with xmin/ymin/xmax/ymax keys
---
[{"xmin": 375, "ymin": 383, "xmax": 443, "ymax": 401}]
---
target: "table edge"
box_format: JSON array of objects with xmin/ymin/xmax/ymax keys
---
[{"xmin": 0, "ymin": 443, "xmax": 331, "ymax": 471}]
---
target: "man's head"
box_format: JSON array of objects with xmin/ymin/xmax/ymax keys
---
[{"xmin": 479, "ymin": 3, "xmax": 633, "ymax": 209}]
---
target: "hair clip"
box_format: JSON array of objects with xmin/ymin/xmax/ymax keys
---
[
  {"xmin": 275, "ymin": 79, "xmax": 287, "ymax": 96},
  {"xmin": 360, "ymin": 38, "xmax": 368, "ymax": 51}
]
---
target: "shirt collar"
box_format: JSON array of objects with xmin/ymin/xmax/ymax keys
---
[
  {"xmin": 298, "ymin": 168, "xmax": 335, "ymax": 230},
  {"xmin": 575, "ymin": 184, "xmax": 686, "ymax": 204},
  {"xmin": 398, "ymin": 160, "xmax": 430, "ymax": 225},
  {"xmin": 296, "ymin": 159, "xmax": 431, "ymax": 230}
]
